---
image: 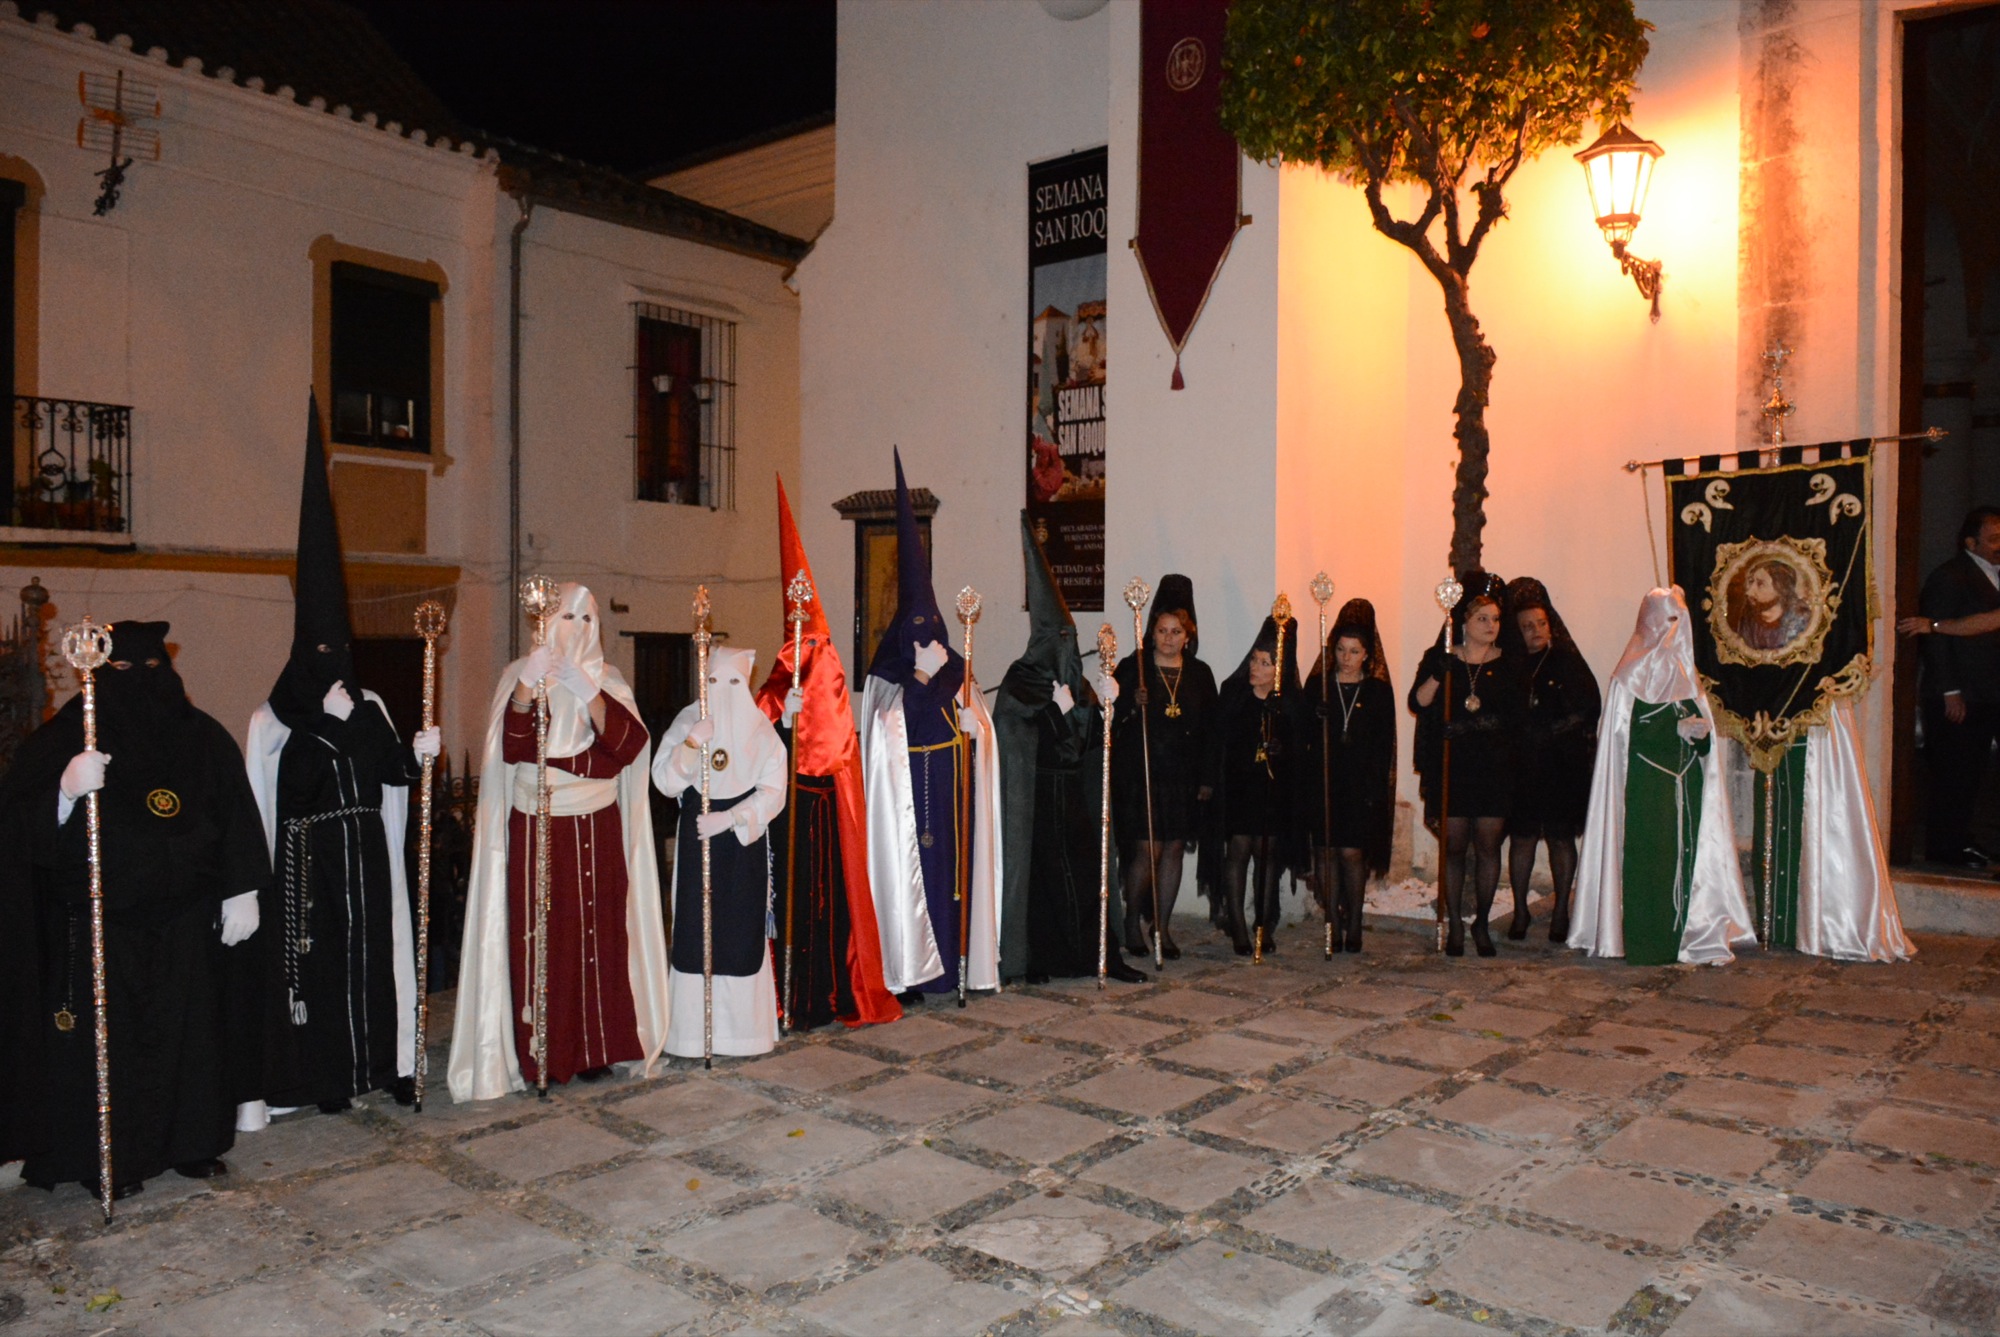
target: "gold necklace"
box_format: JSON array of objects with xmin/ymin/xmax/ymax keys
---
[
  {"xmin": 1462, "ymin": 651, "xmax": 1493, "ymax": 714},
  {"xmin": 1159, "ymin": 663, "xmax": 1184, "ymax": 718}
]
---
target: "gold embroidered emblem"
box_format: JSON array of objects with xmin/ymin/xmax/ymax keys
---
[
  {"xmin": 146, "ymin": 788, "xmax": 181, "ymax": 818},
  {"xmin": 711, "ymin": 748, "xmax": 730, "ymax": 771}
]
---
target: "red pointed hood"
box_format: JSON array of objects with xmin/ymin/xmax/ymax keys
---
[{"xmin": 757, "ymin": 475, "xmax": 855, "ymax": 777}]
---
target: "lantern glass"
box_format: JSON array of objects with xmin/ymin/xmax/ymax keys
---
[{"xmin": 1576, "ymin": 121, "xmax": 1663, "ymax": 247}]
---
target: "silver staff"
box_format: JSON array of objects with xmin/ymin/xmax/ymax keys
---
[
  {"xmin": 781, "ymin": 570, "xmax": 813, "ymax": 1035},
  {"xmin": 411, "ymin": 599, "xmax": 447, "ymax": 1111},
  {"xmin": 1123, "ymin": 578, "xmax": 1161, "ymax": 969},
  {"xmin": 1255, "ymin": 593, "xmax": 1292, "ymax": 966},
  {"xmin": 519, "ymin": 575, "xmax": 562, "ymax": 1097},
  {"xmin": 1096, "ymin": 623, "xmax": 1116, "ymax": 988},
  {"xmin": 954, "ymin": 584, "xmax": 982, "ymax": 1009},
  {"xmin": 1433, "ymin": 576, "xmax": 1464, "ymax": 954},
  {"xmin": 694, "ymin": 586, "xmax": 716, "ymax": 1068},
  {"xmin": 1308, "ymin": 572, "xmax": 1335, "ymax": 959},
  {"xmin": 60, "ymin": 617, "xmax": 115, "ymax": 1223}
]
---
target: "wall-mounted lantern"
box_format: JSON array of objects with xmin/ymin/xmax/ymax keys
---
[{"xmin": 1576, "ymin": 120, "xmax": 1665, "ymax": 321}]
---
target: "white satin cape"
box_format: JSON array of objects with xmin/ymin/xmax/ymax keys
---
[
  {"xmin": 444, "ymin": 665, "xmax": 670, "ymax": 1101},
  {"xmin": 1791, "ymin": 700, "xmax": 1914, "ymax": 962},
  {"xmin": 237, "ymin": 692, "xmax": 414, "ymax": 1132},
  {"xmin": 858, "ymin": 676, "xmax": 1002, "ymax": 993},
  {"xmin": 1570, "ymin": 691, "xmax": 1755, "ymax": 965}
]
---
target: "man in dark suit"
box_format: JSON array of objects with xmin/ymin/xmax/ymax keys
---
[{"xmin": 1919, "ymin": 505, "xmax": 2000, "ymax": 868}]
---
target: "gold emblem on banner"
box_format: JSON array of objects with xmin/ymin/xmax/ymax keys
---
[
  {"xmin": 1166, "ymin": 37, "xmax": 1205, "ymax": 91},
  {"xmin": 146, "ymin": 788, "xmax": 181, "ymax": 818}
]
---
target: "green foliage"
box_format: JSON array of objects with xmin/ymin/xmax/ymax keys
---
[{"xmin": 1221, "ymin": 0, "xmax": 1650, "ymax": 193}]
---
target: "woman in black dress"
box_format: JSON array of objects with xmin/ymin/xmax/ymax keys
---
[
  {"xmin": 1501, "ymin": 578, "xmax": 1600, "ymax": 943},
  {"xmin": 1410, "ymin": 574, "xmax": 1523, "ymax": 957},
  {"xmin": 1298, "ymin": 599, "xmax": 1396, "ymax": 954},
  {"xmin": 1212, "ymin": 613, "xmax": 1303, "ymax": 954},
  {"xmin": 1112, "ymin": 575, "xmax": 1217, "ymax": 960}
]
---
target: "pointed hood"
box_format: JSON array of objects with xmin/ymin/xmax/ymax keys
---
[
  {"xmin": 1145, "ymin": 573, "xmax": 1200, "ymax": 656},
  {"xmin": 1011, "ymin": 511, "xmax": 1084, "ymax": 699},
  {"xmin": 866, "ymin": 449, "xmax": 961, "ymax": 688},
  {"xmin": 758, "ymin": 475, "xmax": 856, "ymax": 775},
  {"xmin": 271, "ymin": 394, "xmax": 357, "ymax": 727}
]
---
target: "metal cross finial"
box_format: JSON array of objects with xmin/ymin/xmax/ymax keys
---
[
  {"xmin": 786, "ymin": 570, "xmax": 815, "ymax": 624},
  {"xmin": 1761, "ymin": 343, "xmax": 1796, "ymax": 448}
]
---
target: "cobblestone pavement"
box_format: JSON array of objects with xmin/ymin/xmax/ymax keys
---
[{"xmin": 5, "ymin": 917, "xmax": 1999, "ymax": 1336}]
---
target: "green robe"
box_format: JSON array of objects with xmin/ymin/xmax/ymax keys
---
[
  {"xmin": 1622, "ymin": 699, "xmax": 1709, "ymax": 965},
  {"xmin": 1749, "ymin": 742, "xmax": 1805, "ymax": 949}
]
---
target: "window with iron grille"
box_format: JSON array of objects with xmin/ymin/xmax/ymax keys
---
[
  {"xmin": 330, "ymin": 261, "xmax": 438, "ymax": 453},
  {"xmin": 632, "ymin": 303, "xmax": 735, "ymax": 510}
]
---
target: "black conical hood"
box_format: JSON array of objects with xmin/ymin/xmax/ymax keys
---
[
  {"xmin": 1014, "ymin": 511, "xmax": 1083, "ymax": 698},
  {"xmin": 271, "ymin": 394, "xmax": 356, "ymax": 724},
  {"xmin": 866, "ymin": 448, "xmax": 959, "ymax": 686}
]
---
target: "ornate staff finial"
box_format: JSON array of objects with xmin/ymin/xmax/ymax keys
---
[
  {"xmin": 519, "ymin": 574, "xmax": 561, "ymax": 619},
  {"xmin": 786, "ymin": 570, "xmax": 815, "ymax": 624},
  {"xmin": 955, "ymin": 585, "xmax": 982, "ymax": 625},
  {"xmin": 692, "ymin": 585, "xmax": 713, "ymax": 647},
  {"xmin": 61, "ymin": 617, "xmax": 113, "ymax": 673},
  {"xmin": 1761, "ymin": 342, "xmax": 1796, "ymax": 449},
  {"xmin": 1122, "ymin": 577, "xmax": 1151, "ymax": 613},
  {"xmin": 1434, "ymin": 577, "xmax": 1464, "ymax": 614},
  {"xmin": 414, "ymin": 599, "xmax": 447, "ymax": 640},
  {"xmin": 1272, "ymin": 592, "xmax": 1293, "ymax": 626},
  {"xmin": 1309, "ymin": 571, "xmax": 1334, "ymax": 610},
  {"xmin": 1096, "ymin": 623, "xmax": 1116, "ymax": 664}
]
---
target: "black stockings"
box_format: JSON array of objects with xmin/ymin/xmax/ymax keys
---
[
  {"xmin": 1507, "ymin": 822, "xmax": 1579, "ymax": 933},
  {"xmin": 1443, "ymin": 816, "xmax": 1505, "ymax": 930},
  {"xmin": 1222, "ymin": 835, "xmax": 1282, "ymax": 952},
  {"xmin": 1123, "ymin": 839, "xmax": 1186, "ymax": 953},
  {"xmin": 1312, "ymin": 847, "xmax": 1369, "ymax": 950}
]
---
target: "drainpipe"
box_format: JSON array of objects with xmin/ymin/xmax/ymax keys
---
[{"xmin": 508, "ymin": 191, "xmax": 533, "ymax": 658}]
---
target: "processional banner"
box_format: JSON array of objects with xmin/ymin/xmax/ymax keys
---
[
  {"xmin": 1665, "ymin": 444, "xmax": 1875, "ymax": 772},
  {"xmin": 1134, "ymin": 0, "xmax": 1240, "ymax": 390},
  {"xmin": 1027, "ymin": 146, "xmax": 1108, "ymax": 611}
]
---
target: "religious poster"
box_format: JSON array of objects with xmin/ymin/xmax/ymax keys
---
[
  {"xmin": 1027, "ymin": 145, "xmax": 1107, "ymax": 612},
  {"xmin": 1666, "ymin": 447, "xmax": 1874, "ymax": 771}
]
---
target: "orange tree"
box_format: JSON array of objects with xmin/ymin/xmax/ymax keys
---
[{"xmin": 1220, "ymin": 0, "xmax": 1649, "ymax": 576}]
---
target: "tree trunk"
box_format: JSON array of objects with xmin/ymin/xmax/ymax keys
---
[{"xmin": 1437, "ymin": 269, "xmax": 1497, "ymax": 577}]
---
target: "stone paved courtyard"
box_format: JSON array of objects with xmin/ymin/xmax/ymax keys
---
[{"xmin": 5, "ymin": 919, "xmax": 1999, "ymax": 1336}]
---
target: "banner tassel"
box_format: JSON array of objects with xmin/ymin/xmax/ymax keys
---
[{"xmin": 1170, "ymin": 353, "xmax": 1184, "ymax": 391}]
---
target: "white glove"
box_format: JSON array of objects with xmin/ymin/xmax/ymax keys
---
[
  {"xmin": 517, "ymin": 645, "xmax": 557, "ymax": 689},
  {"xmin": 782, "ymin": 686, "xmax": 805, "ymax": 728},
  {"xmin": 60, "ymin": 750, "xmax": 109, "ymax": 800},
  {"xmin": 412, "ymin": 727, "xmax": 442, "ymax": 760},
  {"xmin": 219, "ymin": 892, "xmax": 260, "ymax": 946},
  {"xmin": 685, "ymin": 717, "xmax": 715, "ymax": 747},
  {"xmin": 913, "ymin": 640, "xmax": 949, "ymax": 678},
  {"xmin": 1095, "ymin": 673, "xmax": 1119, "ymax": 705},
  {"xmin": 1051, "ymin": 682, "xmax": 1075, "ymax": 715},
  {"xmin": 1677, "ymin": 714, "xmax": 1712, "ymax": 743},
  {"xmin": 322, "ymin": 681, "xmax": 354, "ymax": 721},
  {"xmin": 696, "ymin": 810, "xmax": 733, "ymax": 839},
  {"xmin": 956, "ymin": 702, "xmax": 985, "ymax": 738},
  {"xmin": 553, "ymin": 658, "xmax": 597, "ymax": 702}
]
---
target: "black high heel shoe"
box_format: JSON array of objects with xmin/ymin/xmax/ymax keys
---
[
  {"xmin": 1445, "ymin": 918, "xmax": 1465, "ymax": 958},
  {"xmin": 1507, "ymin": 906, "xmax": 1531, "ymax": 940},
  {"xmin": 1471, "ymin": 917, "xmax": 1497, "ymax": 958}
]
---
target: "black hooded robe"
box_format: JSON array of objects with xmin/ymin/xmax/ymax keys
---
[{"xmin": 0, "ymin": 623, "xmax": 270, "ymax": 1187}]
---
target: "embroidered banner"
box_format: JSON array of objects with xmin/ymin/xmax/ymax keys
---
[
  {"xmin": 1134, "ymin": 0, "xmax": 1240, "ymax": 390},
  {"xmin": 1027, "ymin": 146, "xmax": 1107, "ymax": 611},
  {"xmin": 1665, "ymin": 445, "xmax": 1875, "ymax": 771}
]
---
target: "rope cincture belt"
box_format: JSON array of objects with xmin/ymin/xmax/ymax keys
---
[{"xmin": 281, "ymin": 805, "xmax": 376, "ymax": 1025}]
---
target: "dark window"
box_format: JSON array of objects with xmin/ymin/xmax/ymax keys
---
[
  {"xmin": 350, "ymin": 637, "xmax": 426, "ymax": 743},
  {"xmin": 632, "ymin": 303, "xmax": 735, "ymax": 509},
  {"xmin": 2, "ymin": 178, "xmax": 21, "ymax": 492},
  {"xmin": 331, "ymin": 261, "xmax": 437, "ymax": 453}
]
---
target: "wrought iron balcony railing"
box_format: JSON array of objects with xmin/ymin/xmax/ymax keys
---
[{"xmin": 9, "ymin": 396, "xmax": 132, "ymax": 535}]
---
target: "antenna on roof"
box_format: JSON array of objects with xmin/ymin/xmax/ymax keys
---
[{"xmin": 77, "ymin": 69, "xmax": 162, "ymax": 216}]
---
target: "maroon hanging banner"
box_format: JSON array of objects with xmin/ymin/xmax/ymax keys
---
[{"xmin": 1133, "ymin": 0, "xmax": 1242, "ymax": 390}]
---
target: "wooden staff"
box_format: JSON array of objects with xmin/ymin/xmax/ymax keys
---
[
  {"xmin": 60, "ymin": 618, "xmax": 114, "ymax": 1224},
  {"xmin": 1433, "ymin": 577, "xmax": 1464, "ymax": 954},
  {"xmin": 1122, "ymin": 578, "xmax": 1160, "ymax": 969},
  {"xmin": 519, "ymin": 575, "xmax": 561, "ymax": 1097},
  {"xmin": 411, "ymin": 599, "xmax": 447, "ymax": 1111},
  {"xmin": 781, "ymin": 570, "xmax": 813, "ymax": 1034},
  {"xmin": 954, "ymin": 585, "xmax": 982, "ymax": 1009},
  {"xmin": 693, "ymin": 586, "xmax": 716, "ymax": 1067},
  {"xmin": 1096, "ymin": 623, "xmax": 1116, "ymax": 989},
  {"xmin": 1308, "ymin": 572, "xmax": 1335, "ymax": 959}
]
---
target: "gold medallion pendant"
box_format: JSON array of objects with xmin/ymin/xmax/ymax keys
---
[
  {"xmin": 1165, "ymin": 703, "xmax": 1183, "ymax": 719},
  {"xmin": 146, "ymin": 788, "xmax": 181, "ymax": 818},
  {"xmin": 1464, "ymin": 695, "xmax": 1482, "ymax": 713},
  {"xmin": 711, "ymin": 749, "xmax": 730, "ymax": 771},
  {"xmin": 53, "ymin": 1009, "xmax": 75, "ymax": 1033}
]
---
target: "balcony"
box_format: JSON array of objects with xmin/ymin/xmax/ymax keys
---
[{"xmin": 7, "ymin": 396, "xmax": 132, "ymax": 539}]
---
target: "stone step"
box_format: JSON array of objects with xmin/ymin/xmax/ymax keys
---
[{"xmin": 1892, "ymin": 868, "xmax": 2000, "ymax": 938}]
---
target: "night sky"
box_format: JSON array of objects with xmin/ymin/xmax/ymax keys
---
[{"xmin": 345, "ymin": 0, "xmax": 836, "ymax": 177}]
